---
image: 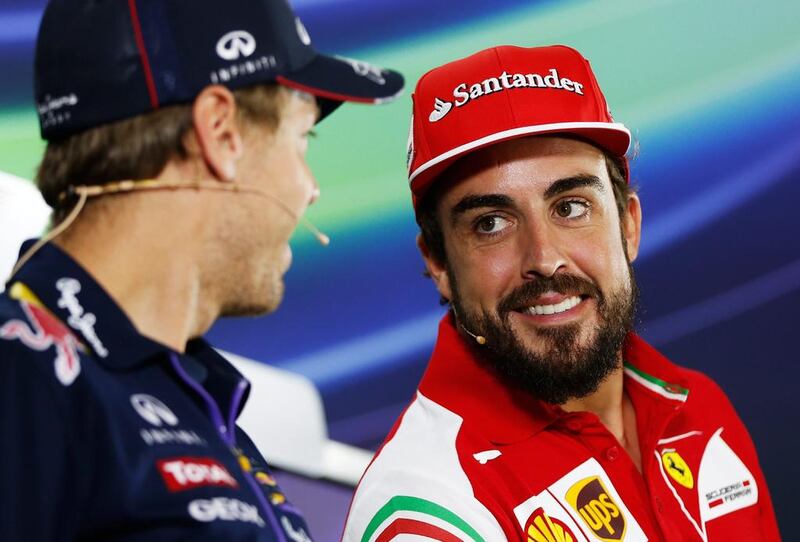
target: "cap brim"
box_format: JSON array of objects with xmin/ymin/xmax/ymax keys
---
[
  {"xmin": 409, "ymin": 122, "xmax": 631, "ymax": 199},
  {"xmin": 276, "ymin": 53, "xmax": 404, "ymax": 122}
]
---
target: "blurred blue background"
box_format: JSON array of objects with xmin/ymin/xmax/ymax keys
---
[{"xmin": 2, "ymin": 0, "xmax": 798, "ymax": 539}]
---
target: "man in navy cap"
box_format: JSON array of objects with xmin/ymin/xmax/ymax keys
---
[{"xmin": 0, "ymin": 0, "xmax": 402, "ymax": 540}]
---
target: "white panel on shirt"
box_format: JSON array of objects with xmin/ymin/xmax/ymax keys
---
[{"xmin": 343, "ymin": 392, "xmax": 506, "ymax": 542}]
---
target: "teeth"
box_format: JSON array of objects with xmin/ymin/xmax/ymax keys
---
[{"xmin": 526, "ymin": 296, "xmax": 581, "ymax": 316}]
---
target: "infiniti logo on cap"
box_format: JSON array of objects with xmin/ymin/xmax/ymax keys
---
[{"xmin": 216, "ymin": 30, "xmax": 257, "ymax": 61}]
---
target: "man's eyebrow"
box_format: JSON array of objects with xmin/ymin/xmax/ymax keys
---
[
  {"xmin": 543, "ymin": 174, "xmax": 605, "ymax": 199},
  {"xmin": 450, "ymin": 194, "xmax": 514, "ymax": 222}
]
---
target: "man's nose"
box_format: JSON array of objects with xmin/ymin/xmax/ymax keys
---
[{"xmin": 520, "ymin": 221, "xmax": 567, "ymax": 279}]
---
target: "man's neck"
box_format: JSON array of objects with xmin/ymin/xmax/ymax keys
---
[
  {"xmin": 561, "ymin": 362, "xmax": 642, "ymax": 471},
  {"xmin": 53, "ymin": 192, "xmax": 218, "ymax": 353}
]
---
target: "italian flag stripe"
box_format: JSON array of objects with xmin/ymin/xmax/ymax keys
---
[
  {"xmin": 362, "ymin": 496, "xmax": 484, "ymax": 542},
  {"xmin": 375, "ymin": 518, "xmax": 463, "ymax": 542},
  {"xmin": 624, "ymin": 361, "xmax": 688, "ymax": 401}
]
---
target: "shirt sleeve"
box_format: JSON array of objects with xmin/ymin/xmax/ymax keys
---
[
  {"xmin": 342, "ymin": 468, "xmax": 511, "ymax": 542},
  {"xmin": 0, "ymin": 341, "xmax": 84, "ymax": 542},
  {"xmin": 699, "ymin": 374, "xmax": 783, "ymax": 540}
]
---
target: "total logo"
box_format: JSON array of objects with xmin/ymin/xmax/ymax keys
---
[
  {"xmin": 216, "ymin": 30, "xmax": 257, "ymax": 61},
  {"xmin": 188, "ymin": 497, "xmax": 265, "ymax": 527},
  {"xmin": 130, "ymin": 394, "xmax": 179, "ymax": 427},
  {"xmin": 525, "ymin": 507, "xmax": 577, "ymax": 542},
  {"xmin": 157, "ymin": 457, "xmax": 238, "ymax": 492},
  {"xmin": 428, "ymin": 67, "xmax": 585, "ymax": 123},
  {"xmin": 565, "ymin": 476, "xmax": 625, "ymax": 542}
]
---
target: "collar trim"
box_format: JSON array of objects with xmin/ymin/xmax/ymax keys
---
[{"xmin": 624, "ymin": 361, "xmax": 689, "ymax": 402}]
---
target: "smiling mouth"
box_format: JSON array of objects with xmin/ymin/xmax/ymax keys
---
[{"xmin": 522, "ymin": 295, "xmax": 583, "ymax": 315}]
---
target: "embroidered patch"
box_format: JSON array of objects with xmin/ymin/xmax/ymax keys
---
[
  {"xmin": 661, "ymin": 450, "xmax": 694, "ymax": 489},
  {"xmin": 698, "ymin": 428, "xmax": 758, "ymax": 522},
  {"xmin": 157, "ymin": 457, "xmax": 238, "ymax": 492},
  {"xmin": 0, "ymin": 299, "xmax": 82, "ymax": 386},
  {"xmin": 513, "ymin": 489, "xmax": 588, "ymax": 542},
  {"xmin": 547, "ymin": 459, "xmax": 647, "ymax": 542}
]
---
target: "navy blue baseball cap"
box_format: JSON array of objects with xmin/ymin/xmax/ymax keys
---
[{"xmin": 34, "ymin": 0, "xmax": 405, "ymax": 140}]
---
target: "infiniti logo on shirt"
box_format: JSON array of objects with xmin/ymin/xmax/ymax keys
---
[{"xmin": 131, "ymin": 394, "xmax": 179, "ymax": 427}]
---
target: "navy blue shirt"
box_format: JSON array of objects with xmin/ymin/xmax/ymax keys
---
[{"xmin": 0, "ymin": 242, "xmax": 313, "ymax": 542}]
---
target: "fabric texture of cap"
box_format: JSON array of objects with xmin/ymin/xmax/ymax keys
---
[
  {"xmin": 407, "ymin": 45, "xmax": 630, "ymax": 205},
  {"xmin": 34, "ymin": 0, "xmax": 405, "ymax": 140}
]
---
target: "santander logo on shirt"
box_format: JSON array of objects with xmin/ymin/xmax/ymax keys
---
[{"xmin": 157, "ymin": 457, "xmax": 239, "ymax": 492}]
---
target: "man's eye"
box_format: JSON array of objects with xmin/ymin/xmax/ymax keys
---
[
  {"xmin": 475, "ymin": 215, "xmax": 510, "ymax": 234},
  {"xmin": 554, "ymin": 200, "xmax": 589, "ymax": 219}
]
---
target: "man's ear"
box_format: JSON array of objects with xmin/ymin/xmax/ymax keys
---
[
  {"xmin": 191, "ymin": 85, "xmax": 243, "ymax": 182},
  {"xmin": 417, "ymin": 233, "xmax": 453, "ymax": 302},
  {"xmin": 622, "ymin": 193, "xmax": 642, "ymax": 262}
]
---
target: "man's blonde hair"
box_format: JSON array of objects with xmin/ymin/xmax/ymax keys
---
[{"xmin": 37, "ymin": 84, "xmax": 289, "ymax": 222}]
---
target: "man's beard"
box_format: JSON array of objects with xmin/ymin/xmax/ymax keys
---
[{"xmin": 451, "ymin": 266, "xmax": 639, "ymax": 405}]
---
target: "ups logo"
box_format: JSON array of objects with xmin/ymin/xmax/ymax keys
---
[
  {"xmin": 525, "ymin": 507, "xmax": 577, "ymax": 542},
  {"xmin": 565, "ymin": 476, "xmax": 626, "ymax": 541}
]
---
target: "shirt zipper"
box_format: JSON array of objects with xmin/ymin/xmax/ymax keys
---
[{"xmin": 169, "ymin": 352, "xmax": 287, "ymax": 541}]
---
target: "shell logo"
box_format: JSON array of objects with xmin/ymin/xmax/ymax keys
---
[{"xmin": 525, "ymin": 507, "xmax": 577, "ymax": 542}]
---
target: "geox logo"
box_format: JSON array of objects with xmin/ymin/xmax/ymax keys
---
[
  {"xmin": 565, "ymin": 476, "xmax": 626, "ymax": 541},
  {"xmin": 428, "ymin": 68, "xmax": 584, "ymax": 122}
]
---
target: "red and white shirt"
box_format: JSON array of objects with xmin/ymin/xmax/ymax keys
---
[{"xmin": 343, "ymin": 314, "xmax": 780, "ymax": 541}]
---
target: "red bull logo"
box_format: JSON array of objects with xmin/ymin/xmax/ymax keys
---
[{"xmin": 1, "ymin": 298, "xmax": 82, "ymax": 386}]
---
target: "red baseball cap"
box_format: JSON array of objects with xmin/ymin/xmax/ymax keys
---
[{"xmin": 407, "ymin": 45, "xmax": 630, "ymax": 206}]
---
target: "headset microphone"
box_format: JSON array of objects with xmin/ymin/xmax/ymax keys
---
[
  {"xmin": 11, "ymin": 178, "xmax": 330, "ymax": 277},
  {"xmin": 451, "ymin": 307, "xmax": 487, "ymax": 345},
  {"xmin": 462, "ymin": 326, "xmax": 487, "ymax": 345}
]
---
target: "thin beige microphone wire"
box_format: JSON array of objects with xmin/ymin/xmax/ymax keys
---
[{"xmin": 10, "ymin": 179, "xmax": 330, "ymax": 278}]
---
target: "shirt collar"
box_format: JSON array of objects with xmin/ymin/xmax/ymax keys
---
[
  {"xmin": 419, "ymin": 313, "xmax": 693, "ymax": 445},
  {"xmin": 419, "ymin": 313, "xmax": 562, "ymax": 445},
  {"xmin": 622, "ymin": 334, "xmax": 691, "ymax": 403},
  {"xmin": 8, "ymin": 240, "xmax": 226, "ymax": 373}
]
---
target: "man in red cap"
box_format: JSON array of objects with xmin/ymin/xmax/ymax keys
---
[{"xmin": 342, "ymin": 45, "xmax": 780, "ymax": 541}]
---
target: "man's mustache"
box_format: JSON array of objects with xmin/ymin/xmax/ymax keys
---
[{"xmin": 498, "ymin": 274, "xmax": 603, "ymax": 314}]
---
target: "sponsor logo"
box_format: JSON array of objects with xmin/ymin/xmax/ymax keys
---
[
  {"xmin": 282, "ymin": 516, "xmax": 312, "ymax": 542},
  {"xmin": 698, "ymin": 428, "xmax": 758, "ymax": 522},
  {"xmin": 55, "ymin": 278, "xmax": 108, "ymax": 358},
  {"xmin": 525, "ymin": 507, "xmax": 577, "ymax": 542},
  {"xmin": 269, "ymin": 492, "xmax": 286, "ymax": 505},
  {"xmin": 295, "ymin": 17, "xmax": 311, "ymax": 45},
  {"xmin": 661, "ymin": 450, "xmax": 694, "ymax": 489},
  {"xmin": 338, "ymin": 56, "xmax": 386, "ymax": 85},
  {"xmin": 566, "ymin": 476, "xmax": 626, "ymax": 542},
  {"xmin": 37, "ymin": 93, "xmax": 79, "ymax": 129},
  {"xmin": 157, "ymin": 457, "xmax": 238, "ymax": 492},
  {"xmin": 140, "ymin": 427, "xmax": 205, "ymax": 447},
  {"xmin": 188, "ymin": 497, "xmax": 264, "ymax": 527},
  {"xmin": 216, "ymin": 30, "xmax": 256, "ymax": 61},
  {"xmin": 210, "ymin": 55, "xmax": 277, "ymax": 85},
  {"xmin": 473, "ymin": 449, "xmax": 502, "ymax": 464},
  {"xmin": 428, "ymin": 97, "xmax": 452, "ymax": 122},
  {"xmin": 705, "ymin": 479, "xmax": 752, "ymax": 508},
  {"xmin": 428, "ymin": 68, "xmax": 584, "ymax": 123},
  {"xmin": 131, "ymin": 394, "xmax": 179, "ymax": 426},
  {"xmin": 1, "ymin": 300, "xmax": 81, "ymax": 386}
]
